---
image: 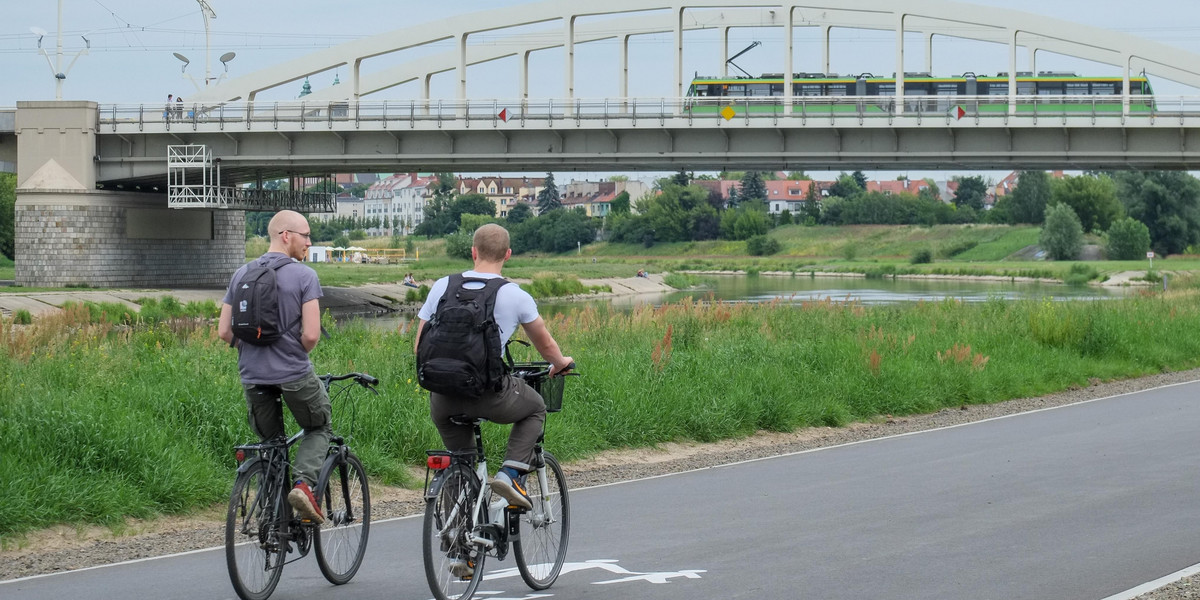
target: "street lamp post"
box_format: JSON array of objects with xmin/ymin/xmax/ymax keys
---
[
  {"xmin": 30, "ymin": 0, "xmax": 90, "ymax": 100},
  {"xmin": 173, "ymin": 1, "xmax": 235, "ymax": 92}
]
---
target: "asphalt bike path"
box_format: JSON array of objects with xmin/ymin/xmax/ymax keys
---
[{"xmin": 5, "ymin": 380, "xmax": 1200, "ymax": 599}]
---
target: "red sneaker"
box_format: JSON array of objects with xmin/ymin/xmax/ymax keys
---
[{"xmin": 288, "ymin": 480, "xmax": 325, "ymax": 524}]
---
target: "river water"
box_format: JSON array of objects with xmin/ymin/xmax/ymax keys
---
[
  {"xmin": 536, "ymin": 274, "xmax": 1133, "ymax": 314},
  {"xmin": 365, "ymin": 274, "xmax": 1135, "ymax": 330}
]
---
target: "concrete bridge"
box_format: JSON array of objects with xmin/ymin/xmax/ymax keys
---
[{"xmin": 9, "ymin": 0, "xmax": 1200, "ymax": 288}]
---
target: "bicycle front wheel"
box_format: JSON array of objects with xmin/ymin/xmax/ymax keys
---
[
  {"xmin": 314, "ymin": 451, "xmax": 371, "ymax": 585},
  {"xmin": 514, "ymin": 451, "xmax": 570, "ymax": 590},
  {"xmin": 225, "ymin": 462, "xmax": 285, "ymax": 600},
  {"xmin": 423, "ymin": 463, "xmax": 486, "ymax": 600}
]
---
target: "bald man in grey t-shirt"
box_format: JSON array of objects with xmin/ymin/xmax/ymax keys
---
[{"xmin": 219, "ymin": 210, "xmax": 329, "ymax": 525}]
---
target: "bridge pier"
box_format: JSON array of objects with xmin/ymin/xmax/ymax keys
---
[{"xmin": 14, "ymin": 101, "xmax": 245, "ymax": 288}]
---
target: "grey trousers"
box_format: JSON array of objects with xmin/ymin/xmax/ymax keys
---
[
  {"xmin": 244, "ymin": 369, "xmax": 331, "ymax": 487},
  {"xmin": 430, "ymin": 374, "xmax": 546, "ymax": 472}
]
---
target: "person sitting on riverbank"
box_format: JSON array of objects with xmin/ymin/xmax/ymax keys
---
[
  {"xmin": 403, "ymin": 273, "xmax": 418, "ymax": 288},
  {"xmin": 636, "ymin": 269, "xmax": 648, "ymax": 278}
]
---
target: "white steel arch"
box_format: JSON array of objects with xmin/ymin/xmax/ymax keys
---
[{"xmin": 191, "ymin": 0, "xmax": 1200, "ymax": 110}]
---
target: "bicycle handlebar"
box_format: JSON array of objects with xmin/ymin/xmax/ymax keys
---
[
  {"xmin": 320, "ymin": 372, "xmax": 380, "ymax": 388},
  {"xmin": 512, "ymin": 361, "xmax": 577, "ymax": 379}
]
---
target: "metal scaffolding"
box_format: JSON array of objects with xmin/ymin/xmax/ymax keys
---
[{"xmin": 166, "ymin": 144, "xmax": 335, "ymax": 212}]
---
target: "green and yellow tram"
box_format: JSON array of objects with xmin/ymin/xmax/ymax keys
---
[{"xmin": 685, "ymin": 72, "xmax": 1154, "ymax": 115}]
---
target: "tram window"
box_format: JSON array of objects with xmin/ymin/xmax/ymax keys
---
[
  {"xmin": 1092, "ymin": 82, "xmax": 1116, "ymax": 95},
  {"xmin": 770, "ymin": 83, "xmax": 784, "ymax": 95},
  {"xmin": 987, "ymin": 83, "xmax": 1008, "ymax": 95},
  {"xmin": 749, "ymin": 83, "xmax": 772, "ymax": 96},
  {"xmin": 937, "ymin": 83, "xmax": 958, "ymax": 96},
  {"xmin": 829, "ymin": 84, "xmax": 848, "ymax": 96},
  {"xmin": 800, "ymin": 84, "xmax": 823, "ymax": 96},
  {"xmin": 1038, "ymin": 83, "xmax": 1063, "ymax": 95},
  {"xmin": 728, "ymin": 84, "xmax": 747, "ymax": 96},
  {"xmin": 1065, "ymin": 82, "xmax": 1089, "ymax": 95},
  {"xmin": 1017, "ymin": 82, "xmax": 1035, "ymax": 95},
  {"xmin": 878, "ymin": 84, "xmax": 896, "ymax": 96}
]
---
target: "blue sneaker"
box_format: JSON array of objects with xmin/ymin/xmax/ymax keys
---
[{"xmin": 490, "ymin": 470, "xmax": 532, "ymax": 510}]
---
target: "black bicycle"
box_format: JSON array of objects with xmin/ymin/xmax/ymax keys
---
[
  {"xmin": 422, "ymin": 360, "xmax": 575, "ymax": 600},
  {"xmin": 225, "ymin": 372, "xmax": 379, "ymax": 600}
]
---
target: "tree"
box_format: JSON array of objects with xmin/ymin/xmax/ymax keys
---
[
  {"xmin": 851, "ymin": 170, "xmax": 868, "ymax": 190},
  {"xmin": 671, "ymin": 170, "xmax": 691, "ymax": 186},
  {"xmin": 1050, "ymin": 174, "xmax": 1122, "ymax": 233},
  {"xmin": 537, "ymin": 172, "xmax": 561, "ymax": 213},
  {"xmin": 786, "ymin": 171, "xmax": 811, "ymax": 181},
  {"xmin": 1105, "ymin": 217, "xmax": 1152, "ymax": 260},
  {"xmin": 738, "ymin": 171, "xmax": 767, "ymax": 204},
  {"xmin": 1040, "ymin": 203, "xmax": 1084, "ymax": 260},
  {"xmin": 1112, "ymin": 170, "xmax": 1200, "ymax": 256},
  {"xmin": 802, "ymin": 182, "xmax": 822, "ymax": 223},
  {"xmin": 952, "ymin": 175, "xmax": 988, "ymax": 211},
  {"xmin": 0, "ymin": 173, "xmax": 13, "ymax": 259},
  {"xmin": 452, "ymin": 193, "xmax": 497, "ymax": 225},
  {"xmin": 827, "ymin": 173, "xmax": 863, "ymax": 200},
  {"xmin": 506, "ymin": 203, "xmax": 533, "ymax": 224},
  {"xmin": 1008, "ymin": 170, "xmax": 1052, "ymax": 224}
]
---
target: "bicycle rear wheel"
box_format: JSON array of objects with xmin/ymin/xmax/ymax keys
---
[
  {"xmin": 314, "ymin": 452, "xmax": 371, "ymax": 584},
  {"xmin": 225, "ymin": 462, "xmax": 285, "ymax": 600},
  {"xmin": 514, "ymin": 451, "xmax": 570, "ymax": 590},
  {"xmin": 423, "ymin": 464, "xmax": 486, "ymax": 600}
]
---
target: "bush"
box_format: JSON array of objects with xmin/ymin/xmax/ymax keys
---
[
  {"xmin": 444, "ymin": 230, "xmax": 473, "ymax": 260},
  {"xmin": 1105, "ymin": 217, "xmax": 1152, "ymax": 261},
  {"xmin": 13, "ymin": 309, "xmax": 32, "ymax": 325},
  {"xmin": 746, "ymin": 235, "xmax": 781, "ymax": 256},
  {"xmin": 1040, "ymin": 203, "xmax": 1084, "ymax": 260},
  {"xmin": 911, "ymin": 248, "xmax": 934, "ymax": 264},
  {"xmin": 1063, "ymin": 263, "xmax": 1099, "ymax": 286}
]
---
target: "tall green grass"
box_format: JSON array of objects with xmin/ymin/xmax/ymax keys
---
[{"xmin": 4, "ymin": 287, "xmax": 1200, "ymax": 541}]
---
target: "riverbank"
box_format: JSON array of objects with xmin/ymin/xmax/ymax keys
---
[
  {"xmin": 0, "ymin": 275, "xmax": 678, "ymax": 320},
  {"xmin": 682, "ymin": 269, "xmax": 1158, "ymax": 287}
]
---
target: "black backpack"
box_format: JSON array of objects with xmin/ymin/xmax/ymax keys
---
[
  {"xmin": 230, "ymin": 258, "xmax": 300, "ymax": 346},
  {"xmin": 416, "ymin": 274, "xmax": 510, "ymax": 399}
]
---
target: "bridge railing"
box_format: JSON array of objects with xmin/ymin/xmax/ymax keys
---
[{"xmin": 98, "ymin": 95, "xmax": 1200, "ymax": 130}]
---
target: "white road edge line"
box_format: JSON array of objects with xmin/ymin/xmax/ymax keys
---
[
  {"xmin": 4, "ymin": 377, "xmax": 1198, "ymax": 591},
  {"xmin": 1101, "ymin": 562, "xmax": 1200, "ymax": 600}
]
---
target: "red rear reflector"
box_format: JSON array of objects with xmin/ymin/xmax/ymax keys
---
[
  {"xmin": 427, "ymin": 455, "xmax": 451, "ymax": 470},
  {"xmin": 235, "ymin": 449, "xmax": 246, "ymax": 462}
]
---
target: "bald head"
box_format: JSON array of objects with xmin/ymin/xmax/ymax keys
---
[
  {"xmin": 268, "ymin": 210, "xmax": 307, "ymax": 243},
  {"xmin": 472, "ymin": 224, "xmax": 510, "ymax": 263}
]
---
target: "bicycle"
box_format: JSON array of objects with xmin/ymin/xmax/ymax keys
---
[
  {"xmin": 225, "ymin": 372, "xmax": 379, "ymax": 600},
  {"xmin": 422, "ymin": 360, "xmax": 576, "ymax": 600}
]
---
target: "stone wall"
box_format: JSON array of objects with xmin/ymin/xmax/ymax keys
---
[{"xmin": 15, "ymin": 190, "xmax": 245, "ymax": 288}]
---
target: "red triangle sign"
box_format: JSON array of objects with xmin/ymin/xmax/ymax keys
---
[
  {"xmin": 955, "ymin": 105, "xmax": 966, "ymax": 120},
  {"xmin": 498, "ymin": 108, "xmax": 509, "ymax": 122}
]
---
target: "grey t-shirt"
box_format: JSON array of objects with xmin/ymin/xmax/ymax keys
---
[
  {"xmin": 418, "ymin": 271, "xmax": 539, "ymax": 349},
  {"xmin": 222, "ymin": 253, "xmax": 323, "ymax": 384}
]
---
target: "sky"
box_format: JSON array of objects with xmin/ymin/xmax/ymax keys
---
[{"xmin": 3, "ymin": 0, "xmax": 1199, "ymax": 182}]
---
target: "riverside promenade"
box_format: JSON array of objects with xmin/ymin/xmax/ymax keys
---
[{"xmin": 0, "ymin": 275, "xmax": 674, "ymax": 320}]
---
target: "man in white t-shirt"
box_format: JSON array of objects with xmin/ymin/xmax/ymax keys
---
[{"xmin": 415, "ymin": 224, "xmax": 572, "ymax": 521}]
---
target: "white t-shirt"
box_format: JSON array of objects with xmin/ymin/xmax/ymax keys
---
[{"xmin": 418, "ymin": 271, "xmax": 539, "ymax": 348}]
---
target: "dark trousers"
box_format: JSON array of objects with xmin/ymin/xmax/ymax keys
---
[
  {"xmin": 243, "ymin": 370, "xmax": 331, "ymax": 486},
  {"xmin": 430, "ymin": 374, "xmax": 545, "ymax": 472}
]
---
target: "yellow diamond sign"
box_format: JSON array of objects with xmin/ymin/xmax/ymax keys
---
[{"xmin": 720, "ymin": 106, "xmax": 736, "ymax": 120}]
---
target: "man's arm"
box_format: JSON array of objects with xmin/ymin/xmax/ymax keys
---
[
  {"xmin": 414, "ymin": 319, "xmax": 427, "ymax": 354},
  {"xmin": 218, "ymin": 303, "xmax": 235, "ymax": 347},
  {"xmin": 299, "ymin": 298, "xmax": 321, "ymax": 353},
  {"xmin": 521, "ymin": 317, "xmax": 573, "ymax": 375}
]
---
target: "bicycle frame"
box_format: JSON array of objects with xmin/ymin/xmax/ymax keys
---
[{"xmin": 234, "ymin": 429, "xmax": 311, "ymax": 564}]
